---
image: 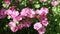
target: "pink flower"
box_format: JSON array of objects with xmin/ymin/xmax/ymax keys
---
[
  {"xmin": 22, "ymin": 19, "xmax": 31, "ymax": 28},
  {"xmin": 40, "ymin": 15, "xmax": 48, "ymax": 26},
  {"xmin": 0, "ymin": 8, "xmax": 6, "ymax": 19},
  {"xmin": 36, "ymin": 7, "xmax": 49, "ymax": 15},
  {"xmin": 10, "ymin": 26, "xmax": 18, "ymax": 32},
  {"xmin": 34, "ymin": 22, "xmax": 42, "ymax": 30},
  {"xmin": 38, "ymin": 26, "xmax": 46, "ymax": 34},
  {"xmin": 5, "ymin": 0, "xmax": 10, "ymax": 7},
  {"xmin": 5, "ymin": 9, "xmax": 19, "ymax": 19},
  {"xmin": 36, "ymin": 10, "xmax": 43, "ymax": 15},
  {"xmin": 41, "ymin": 19, "xmax": 48, "ymax": 26},
  {"xmin": 8, "ymin": 21, "xmax": 18, "ymax": 32},
  {"xmin": 51, "ymin": 0, "xmax": 58, "ymax": 6},
  {"xmin": 40, "ymin": 7, "xmax": 49, "ymax": 15},
  {"xmin": 13, "ymin": 15, "xmax": 22, "ymax": 22},
  {"xmin": 27, "ymin": 9, "xmax": 35, "ymax": 18},
  {"xmin": 20, "ymin": 8, "xmax": 28, "ymax": 16},
  {"xmin": 5, "ymin": 9, "xmax": 12, "ymax": 15},
  {"xmin": 17, "ymin": 24, "xmax": 24, "ymax": 30},
  {"xmin": 8, "ymin": 22, "xmax": 16, "ymax": 28},
  {"xmin": 40, "ymin": 0, "xmax": 47, "ymax": 2},
  {"xmin": 10, "ymin": 11, "xmax": 19, "ymax": 18},
  {"xmin": 20, "ymin": 8, "xmax": 35, "ymax": 18},
  {"xmin": 9, "ymin": 6, "xmax": 16, "ymax": 11}
]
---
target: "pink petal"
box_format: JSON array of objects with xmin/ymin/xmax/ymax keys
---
[
  {"xmin": 5, "ymin": 9, "xmax": 12, "ymax": 15},
  {"xmin": 22, "ymin": 20, "xmax": 31, "ymax": 28},
  {"xmin": 38, "ymin": 26, "xmax": 46, "ymax": 34},
  {"xmin": 51, "ymin": 0, "xmax": 58, "ymax": 6},
  {"xmin": 8, "ymin": 22, "xmax": 16, "ymax": 27},
  {"xmin": 34, "ymin": 22, "xmax": 42, "ymax": 30},
  {"xmin": 17, "ymin": 24, "xmax": 24, "ymax": 30},
  {"xmin": 10, "ymin": 26, "xmax": 18, "ymax": 32},
  {"xmin": 10, "ymin": 11, "xmax": 19, "ymax": 18},
  {"xmin": 13, "ymin": 15, "xmax": 22, "ymax": 22}
]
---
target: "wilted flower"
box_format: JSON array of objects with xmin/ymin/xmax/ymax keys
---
[
  {"xmin": 22, "ymin": 19, "xmax": 31, "ymax": 28},
  {"xmin": 17, "ymin": 23, "xmax": 24, "ymax": 30},
  {"xmin": 9, "ymin": 6, "xmax": 16, "ymax": 11},
  {"xmin": 0, "ymin": 8, "xmax": 6, "ymax": 19}
]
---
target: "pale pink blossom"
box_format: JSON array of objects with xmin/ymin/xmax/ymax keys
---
[
  {"xmin": 27, "ymin": 9, "xmax": 35, "ymax": 18},
  {"xmin": 10, "ymin": 11, "xmax": 19, "ymax": 18},
  {"xmin": 5, "ymin": 6, "xmax": 16, "ymax": 15},
  {"xmin": 8, "ymin": 22, "xmax": 16, "ymax": 27},
  {"xmin": 40, "ymin": 7, "xmax": 49, "ymax": 15},
  {"xmin": 51, "ymin": 0, "xmax": 58, "ymax": 6},
  {"xmin": 5, "ymin": 9, "xmax": 12, "ymax": 15},
  {"xmin": 13, "ymin": 15, "xmax": 22, "ymax": 22},
  {"xmin": 20, "ymin": 8, "xmax": 35, "ymax": 18},
  {"xmin": 36, "ymin": 10, "xmax": 43, "ymax": 15},
  {"xmin": 5, "ymin": 7, "xmax": 21, "ymax": 22},
  {"xmin": 36, "ymin": 7, "xmax": 49, "ymax": 15},
  {"xmin": 8, "ymin": 22, "xmax": 18, "ymax": 32},
  {"xmin": 38, "ymin": 26, "xmax": 46, "ymax": 34},
  {"xmin": 10, "ymin": 26, "xmax": 18, "ymax": 32},
  {"xmin": 34, "ymin": 22, "xmax": 42, "ymax": 30},
  {"xmin": 5, "ymin": 9, "xmax": 19, "ymax": 19},
  {"xmin": 20, "ymin": 8, "xmax": 28, "ymax": 16}
]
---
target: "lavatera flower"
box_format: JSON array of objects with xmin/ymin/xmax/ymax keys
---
[
  {"xmin": 36, "ymin": 7, "xmax": 49, "ymax": 15},
  {"xmin": 38, "ymin": 26, "xmax": 46, "ymax": 34},
  {"xmin": 20, "ymin": 8, "xmax": 35, "ymax": 18},
  {"xmin": 8, "ymin": 21, "xmax": 18, "ymax": 32},
  {"xmin": 34, "ymin": 22, "xmax": 42, "ymax": 30},
  {"xmin": 51, "ymin": 0, "xmax": 59, "ymax": 7}
]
